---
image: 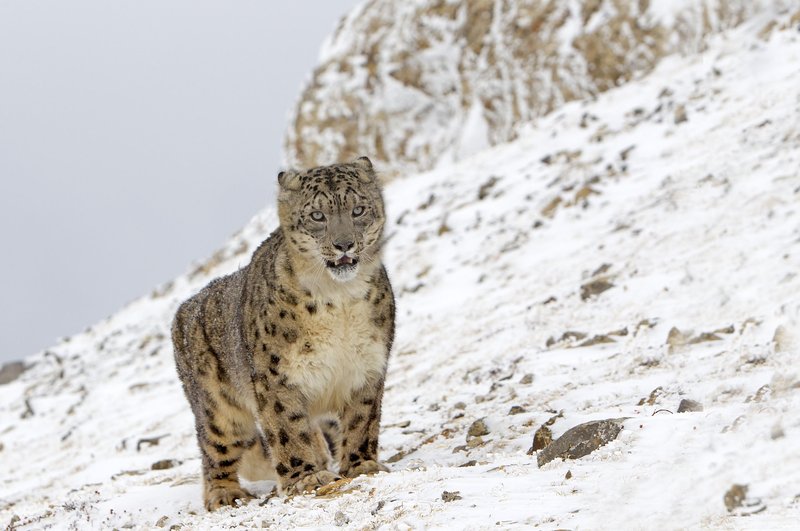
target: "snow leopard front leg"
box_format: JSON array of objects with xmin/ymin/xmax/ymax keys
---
[{"xmin": 338, "ymin": 378, "xmax": 389, "ymax": 477}]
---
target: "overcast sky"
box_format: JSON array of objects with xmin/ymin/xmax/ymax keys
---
[{"xmin": 0, "ymin": 0, "xmax": 358, "ymax": 363}]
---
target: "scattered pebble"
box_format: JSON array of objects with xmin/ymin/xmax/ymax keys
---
[
  {"xmin": 580, "ymin": 279, "xmax": 614, "ymax": 300},
  {"xmin": 441, "ymin": 491, "xmax": 462, "ymax": 502},
  {"xmin": 677, "ymin": 399, "xmax": 703, "ymax": 413},
  {"xmin": 467, "ymin": 419, "xmax": 489, "ymax": 439},
  {"xmin": 724, "ymin": 484, "xmax": 748, "ymax": 512},
  {"xmin": 334, "ymin": 511, "xmax": 349, "ymax": 527},
  {"xmin": 565, "ymin": 470, "xmax": 572, "ymax": 480},
  {"xmin": 508, "ymin": 406, "xmax": 525, "ymax": 415},
  {"xmin": 674, "ymin": 104, "xmax": 688, "ymax": 124},
  {"xmin": 156, "ymin": 516, "xmax": 169, "ymax": 528},
  {"xmin": 527, "ymin": 425, "xmax": 553, "ymax": 454},
  {"xmin": 151, "ymin": 459, "xmax": 179, "ymax": 471}
]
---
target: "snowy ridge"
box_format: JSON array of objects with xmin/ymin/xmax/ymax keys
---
[
  {"xmin": 284, "ymin": 0, "xmax": 796, "ymax": 177},
  {"xmin": 2, "ymin": 13, "xmax": 800, "ymax": 530}
]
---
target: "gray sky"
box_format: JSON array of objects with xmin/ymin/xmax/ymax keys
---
[{"xmin": 0, "ymin": 0, "xmax": 358, "ymax": 363}]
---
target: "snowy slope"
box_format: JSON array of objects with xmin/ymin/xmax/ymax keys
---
[
  {"xmin": 284, "ymin": 0, "xmax": 796, "ymax": 177},
  {"xmin": 2, "ymin": 13, "xmax": 800, "ymax": 531}
]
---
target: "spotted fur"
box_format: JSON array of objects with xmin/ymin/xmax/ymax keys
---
[{"xmin": 172, "ymin": 158, "xmax": 395, "ymax": 511}]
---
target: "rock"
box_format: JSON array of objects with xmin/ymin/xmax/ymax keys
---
[
  {"xmin": 151, "ymin": 459, "xmax": 179, "ymax": 471},
  {"xmin": 666, "ymin": 327, "xmax": 688, "ymax": 351},
  {"xmin": 577, "ymin": 335, "xmax": 615, "ymax": 347},
  {"xmin": 467, "ymin": 436, "xmax": 486, "ymax": 448},
  {"xmin": 459, "ymin": 460, "xmax": 477, "ymax": 467},
  {"xmin": 771, "ymin": 422, "xmax": 785, "ymax": 440},
  {"xmin": 508, "ymin": 406, "xmax": 525, "ymax": 415},
  {"xmin": 580, "ymin": 279, "xmax": 614, "ymax": 300},
  {"xmin": 527, "ymin": 425, "xmax": 553, "ymax": 455},
  {"xmin": 724, "ymin": 484, "xmax": 748, "ymax": 512},
  {"xmin": 334, "ymin": 511, "xmax": 349, "ymax": 527},
  {"xmin": 677, "ymin": 399, "xmax": 703, "ymax": 413},
  {"xmin": 467, "ymin": 419, "xmax": 489, "ymax": 439},
  {"xmin": 674, "ymin": 103, "xmax": 688, "ymax": 124},
  {"xmin": 520, "ymin": 374, "xmax": 534, "ymax": 385},
  {"xmin": 477, "ymin": 176, "xmax": 500, "ymax": 200},
  {"xmin": 773, "ymin": 325, "xmax": 795, "ymax": 352},
  {"xmin": 386, "ymin": 450, "xmax": 409, "ymax": 463},
  {"xmin": 156, "ymin": 516, "xmax": 169, "ymax": 528},
  {"xmin": 565, "ymin": 470, "xmax": 572, "ymax": 480},
  {"xmin": 453, "ymin": 401, "xmax": 467, "ymax": 410},
  {"xmin": 688, "ymin": 332, "xmax": 722, "ymax": 344},
  {"xmin": 637, "ymin": 386, "xmax": 664, "ymax": 406},
  {"xmin": 0, "ymin": 361, "xmax": 26, "ymax": 385},
  {"xmin": 441, "ymin": 491, "xmax": 462, "ymax": 502},
  {"xmin": 371, "ymin": 500, "xmax": 385, "ymax": 516},
  {"xmin": 536, "ymin": 418, "xmax": 626, "ymax": 467}
]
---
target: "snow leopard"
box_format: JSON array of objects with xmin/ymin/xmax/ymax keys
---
[{"xmin": 171, "ymin": 157, "xmax": 395, "ymax": 510}]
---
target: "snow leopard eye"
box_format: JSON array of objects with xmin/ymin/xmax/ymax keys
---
[
  {"xmin": 310, "ymin": 211, "xmax": 326, "ymax": 222},
  {"xmin": 352, "ymin": 206, "xmax": 365, "ymax": 217}
]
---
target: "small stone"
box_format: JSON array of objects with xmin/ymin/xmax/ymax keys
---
[
  {"xmin": 674, "ymin": 104, "xmax": 688, "ymax": 124},
  {"xmin": 386, "ymin": 450, "xmax": 409, "ymax": 463},
  {"xmin": 637, "ymin": 386, "xmax": 664, "ymax": 406},
  {"xmin": 565, "ymin": 470, "xmax": 572, "ymax": 480},
  {"xmin": 677, "ymin": 399, "xmax": 703, "ymax": 413},
  {"xmin": 527, "ymin": 425, "xmax": 553, "ymax": 455},
  {"xmin": 770, "ymin": 422, "xmax": 785, "ymax": 440},
  {"xmin": 577, "ymin": 335, "xmax": 615, "ymax": 347},
  {"xmin": 688, "ymin": 332, "xmax": 722, "ymax": 344},
  {"xmin": 724, "ymin": 484, "xmax": 748, "ymax": 512},
  {"xmin": 156, "ymin": 516, "xmax": 169, "ymax": 528},
  {"xmin": 773, "ymin": 325, "xmax": 795, "ymax": 353},
  {"xmin": 580, "ymin": 279, "xmax": 614, "ymax": 301},
  {"xmin": 459, "ymin": 460, "xmax": 477, "ymax": 467},
  {"xmin": 371, "ymin": 500, "xmax": 386, "ymax": 515},
  {"xmin": 441, "ymin": 490, "xmax": 462, "ymax": 502},
  {"xmin": 508, "ymin": 406, "xmax": 525, "ymax": 415},
  {"xmin": 467, "ymin": 419, "xmax": 489, "ymax": 439},
  {"xmin": 467, "ymin": 436, "xmax": 486, "ymax": 448},
  {"xmin": 151, "ymin": 459, "xmax": 179, "ymax": 471},
  {"xmin": 454, "ymin": 401, "xmax": 467, "ymax": 410},
  {"xmin": 334, "ymin": 511, "xmax": 349, "ymax": 527},
  {"xmin": 667, "ymin": 327, "xmax": 688, "ymax": 351},
  {"xmin": 0, "ymin": 361, "xmax": 26, "ymax": 385},
  {"xmin": 520, "ymin": 374, "xmax": 534, "ymax": 385},
  {"xmin": 169, "ymin": 525, "xmax": 182, "ymax": 531},
  {"xmin": 536, "ymin": 418, "xmax": 626, "ymax": 467}
]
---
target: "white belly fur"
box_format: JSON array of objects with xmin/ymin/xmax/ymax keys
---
[{"xmin": 283, "ymin": 296, "xmax": 387, "ymax": 415}]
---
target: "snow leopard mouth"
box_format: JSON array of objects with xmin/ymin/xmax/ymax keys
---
[
  {"xmin": 325, "ymin": 256, "xmax": 359, "ymax": 269},
  {"xmin": 325, "ymin": 255, "xmax": 359, "ymax": 282}
]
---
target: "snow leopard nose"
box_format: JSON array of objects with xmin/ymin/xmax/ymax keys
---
[{"xmin": 333, "ymin": 239, "xmax": 354, "ymax": 253}]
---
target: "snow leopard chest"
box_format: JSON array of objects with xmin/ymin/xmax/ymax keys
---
[{"xmin": 282, "ymin": 297, "xmax": 388, "ymax": 414}]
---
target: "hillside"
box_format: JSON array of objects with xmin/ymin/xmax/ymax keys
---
[
  {"xmin": 284, "ymin": 0, "xmax": 796, "ymax": 177},
  {"xmin": 2, "ymin": 7, "xmax": 800, "ymax": 531}
]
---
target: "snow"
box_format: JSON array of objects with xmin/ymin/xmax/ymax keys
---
[{"xmin": 2, "ymin": 12, "xmax": 800, "ymax": 531}]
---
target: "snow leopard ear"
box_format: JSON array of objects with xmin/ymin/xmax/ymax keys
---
[
  {"xmin": 352, "ymin": 156, "xmax": 375, "ymax": 182},
  {"xmin": 277, "ymin": 169, "xmax": 302, "ymax": 191}
]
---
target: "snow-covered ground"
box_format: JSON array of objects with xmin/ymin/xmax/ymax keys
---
[{"xmin": 2, "ymin": 14, "xmax": 800, "ymax": 531}]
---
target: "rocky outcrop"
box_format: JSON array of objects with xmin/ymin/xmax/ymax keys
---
[{"xmin": 284, "ymin": 0, "xmax": 791, "ymax": 178}]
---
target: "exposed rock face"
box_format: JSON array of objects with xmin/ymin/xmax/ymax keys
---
[{"xmin": 284, "ymin": 0, "xmax": 789, "ymax": 178}]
